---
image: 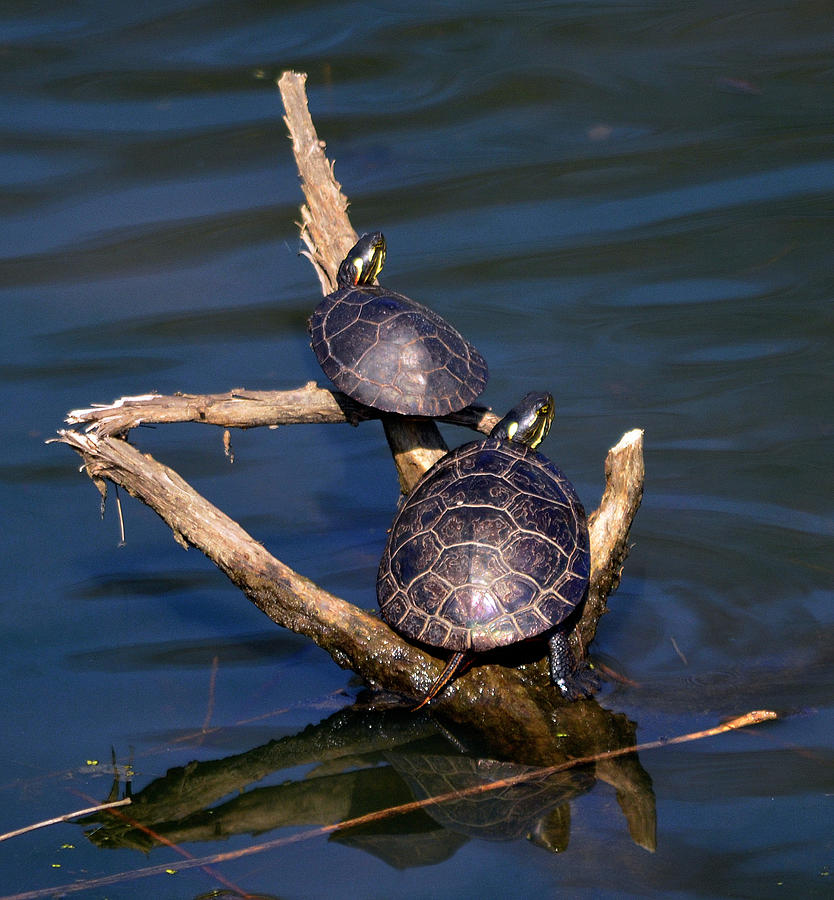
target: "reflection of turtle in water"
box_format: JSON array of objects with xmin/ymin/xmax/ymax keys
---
[
  {"xmin": 309, "ymin": 232, "xmax": 488, "ymax": 416},
  {"xmin": 377, "ymin": 391, "xmax": 596, "ymax": 706},
  {"xmin": 387, "ymin": 752, "xmax": 593, "ymax": 848}
]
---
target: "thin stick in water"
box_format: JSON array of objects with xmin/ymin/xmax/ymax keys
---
[{"xmin": 0, "ymin": 799, "xmax": 132, "ymax": 843}]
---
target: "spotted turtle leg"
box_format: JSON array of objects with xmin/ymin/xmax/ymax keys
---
[
  {"xmin": 547, "ymin": 628, "xmax": 599, "ymax": 701},
  {"xmin": 412, "ymin": 651, "xmax": 469, "ymax": 710}
]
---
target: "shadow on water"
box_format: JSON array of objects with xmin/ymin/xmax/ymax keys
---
[{"xmin": 65, "ymin": 630, "xmax": 310, "ymax": 673}]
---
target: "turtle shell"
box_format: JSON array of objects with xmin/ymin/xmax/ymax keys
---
[
  {"xmin": 309, "ymin": 284, "xmax": 488, "ymax": 417},
  {"xmin": 377, "ymin": 437, "xmax": 589, "ymax": 653}
]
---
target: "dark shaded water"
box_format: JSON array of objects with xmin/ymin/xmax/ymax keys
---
[{"xmin": 1, "ymin": 1, "xmax": 832, "ymax": 897}]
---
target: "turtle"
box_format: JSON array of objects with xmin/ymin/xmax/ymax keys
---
[
  {"xmin": 377, "ymin": 391, "xmax": 596, "ymax": 707},
  {"xmin": 309, "ymin": 231, "xmax": 488, "ymax": 416},
  {"xmin": 387, "ymin": 751, "xmax": 593, "ymax": 844}
]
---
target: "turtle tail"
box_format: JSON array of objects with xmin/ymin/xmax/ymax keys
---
[{"xmin": 412, "ymin": 651, "xmax": 468, "ymax": 711}]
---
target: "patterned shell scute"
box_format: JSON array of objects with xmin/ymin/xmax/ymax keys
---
[
  {"xmin": 309, "ymin": 285, "xmax": 488, "ymax": 416},
  {"xmin": 377, "ymin": 437, "xmax": 590, "ymax": 653}
]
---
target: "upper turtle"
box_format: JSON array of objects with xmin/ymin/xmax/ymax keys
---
[{"xmin": 309, "ymin": 232, "xmax": 488, "ymax": 416}]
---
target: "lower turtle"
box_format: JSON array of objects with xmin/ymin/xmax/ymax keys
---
[{"xmin": 377, "ymin": 391, "xmax": 596, "ymax": 706}]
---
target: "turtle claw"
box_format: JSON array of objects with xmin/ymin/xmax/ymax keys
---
[{"xmin": 554, "ymin": 662, "xmax": 601, "ymax": 701}]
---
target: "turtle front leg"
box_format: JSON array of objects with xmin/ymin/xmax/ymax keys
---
[{"xmin": 547, "ymin": 628, "xmax": 599, "ymax": 700}]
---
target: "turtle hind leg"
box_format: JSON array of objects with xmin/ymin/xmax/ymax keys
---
[
  {"xmin": 547, "ymin": 628, "xmax": 600, "ymax": 701},
  {"xmin": 412, "ymin": 651, "xmax": 468, "ymax": 710}
]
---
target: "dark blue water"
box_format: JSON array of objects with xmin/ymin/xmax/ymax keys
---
[{"xmin": 1, "ymin": 2, "xmax": 832, "ymax": 897}]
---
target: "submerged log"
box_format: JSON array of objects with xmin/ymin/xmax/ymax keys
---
[{"xmin": 54, "ymin": 70, "xmax": 645, "ymax": 728}]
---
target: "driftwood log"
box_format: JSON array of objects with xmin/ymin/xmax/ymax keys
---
[{"xmin": 54, "ymin": 71, "xmax": 645, "ymax": 740}]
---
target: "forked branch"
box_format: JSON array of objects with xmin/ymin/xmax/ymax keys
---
[{"xmin": 54, "ymin": 70, "xmax": 645, "ymax": 721}]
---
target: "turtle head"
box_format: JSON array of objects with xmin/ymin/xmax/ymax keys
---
[
  {"xmin": 337, "ymin": 232, "xmax": 386, "ymax": 287},
  {"xmin": 490, "ymin": 391, "xmax": 554, "ymax": 449}
]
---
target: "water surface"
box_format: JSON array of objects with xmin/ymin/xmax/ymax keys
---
[{"xmin": 1, "ymin": 1, "xmax": 832, "ymax": 897}]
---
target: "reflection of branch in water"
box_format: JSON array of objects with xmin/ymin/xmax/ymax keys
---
[
  {"xmin": 82, "ymin": 705, "xmax": 773, "ymax": 868},
  {"xmin": 1, "ymin": 710, "xmax": 773, "ymax": 896},
  {"xmin": 68, "ymin": 708, "xmax": 774, "ymax": 898},
  {"xmin": 81, "ymin": 702, "xmax": 645, "ymax": 862}
]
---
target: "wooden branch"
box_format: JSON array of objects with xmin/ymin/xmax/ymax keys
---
[
  {"xmin": 53, "ymin": 70, "xmax": 646, "ymax": 723},
  {"xmin": 0, "ymin": 799, "xmax": 132, "ymax": 844},
  {"xmin": 278, "ymin": 71, "xmax": 356, "ymax": 295},
  {"xmin": 63, "ymin": 383, "xmax": 499, "ymax": 441},
  {"xmin": 278, "ymin": 70, "xmax": 449, "ymax": 493},
  {"xmin": 578, "ymin": 428, "xmax": 645, "ymax": 651}
]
